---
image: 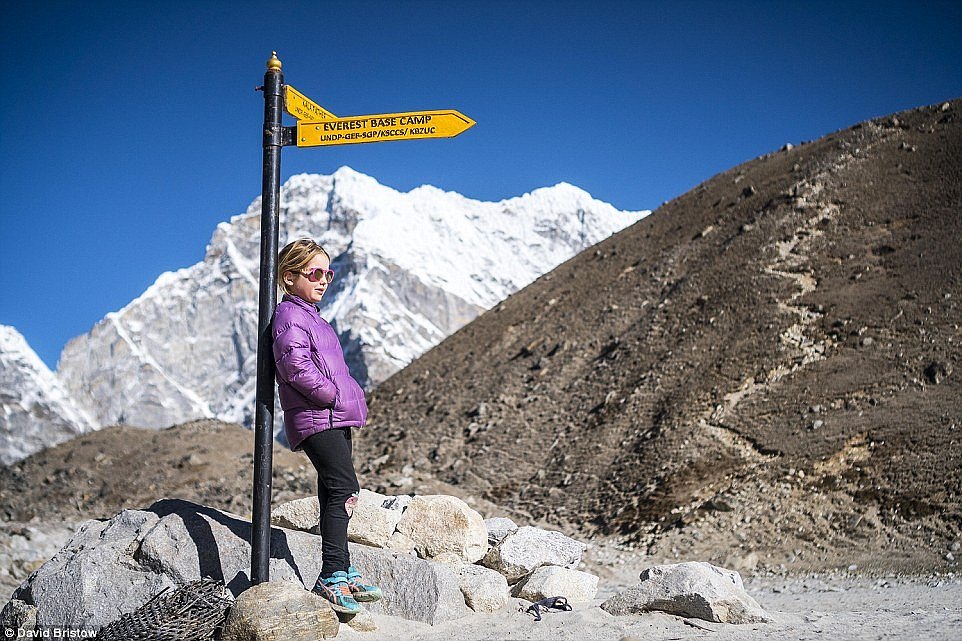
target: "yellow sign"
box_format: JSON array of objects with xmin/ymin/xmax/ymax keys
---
[
  {"xmin": 284, "ymin": 85, "xmax": 337, "ymax": 121},
  {"xmin": 296, "ymin": 110, "xmax": 475, "ymax": 147}
]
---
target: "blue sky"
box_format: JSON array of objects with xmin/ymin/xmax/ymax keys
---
[{"xmin": 1, "ymin": 0, "xmax": 960, "ymax": 370}]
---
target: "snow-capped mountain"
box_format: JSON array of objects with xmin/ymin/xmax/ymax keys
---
[
  {"xmin": 1, "ymin": 325, "xmax": 96, "ymax": 465},
  {"xmin": 56, "ymin": 167, "xmax": 648, "ymax": 430}
]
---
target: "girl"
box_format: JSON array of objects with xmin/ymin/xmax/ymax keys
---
[{"xmin": 273, "ymin": 238, "xmax": 381, "ymax": 614}]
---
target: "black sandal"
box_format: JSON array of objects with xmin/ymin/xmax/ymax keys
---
[{"xmin": 522, "ymin": 596, "xmax": 573, "ymax": 621}]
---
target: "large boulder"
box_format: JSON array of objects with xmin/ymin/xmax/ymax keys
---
[
  {"xmin": 395, "ymin": 495, "xmax": 488, "ymax": 563},
  {"xmin": 221, "ymin": 581, "xmax": 338, "ymax": 640},
  {"xmin": 480, "ymin": 525, "xmax": 587, "ymax": 582},
  {"xmin": 10, "ymin": 511, "xmax": 175, "ymax": 630},
  {"xmin": 270, "ymin": 497, "xmax": 319, "ymax": 533},
  {"xmin": 349, "ymin": 545, "xmax": 471, "ymax": 624},
  {"xmin": 348, "ymin": 489, "xmax": 406, "ymax": 547},
  {"xmin": 10, "ymin": 499, "xmax": 471, "ymax": 629},
  {"xmin": 514, "ymin": 565, "xmax": 598, "ymax": 604},
  {"xmin": 455, "ymin": 564, "xmax": 510, "ymax": 613},
  {"xmin": 273, "ymin": 490, "xmax": 408, "ymax": 548},
  {"xmin": 600, "ymin": 562, "xmax": 771, "ymax": 624}
]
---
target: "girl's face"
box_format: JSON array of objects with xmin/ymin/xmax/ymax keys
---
[{"xmin": 286, "ymin": 253, "xmax": 331, "ymax": 304}]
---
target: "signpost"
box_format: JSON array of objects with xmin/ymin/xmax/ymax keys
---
[
  {"xmin": 251, "ymin": 52, "xmax": 474, "ymax": 585},
  {"xmin": 283, "ymin": 84, "xmax": 338, "ymax": 122},
  {"xmin": 296, "ymin": 110, "xmax": 476, "ymax": 147}
]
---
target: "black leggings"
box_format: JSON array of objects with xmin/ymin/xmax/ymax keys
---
[{"xmin": 300, "ymin": 427, "xmax": 359, "ymax": 579}]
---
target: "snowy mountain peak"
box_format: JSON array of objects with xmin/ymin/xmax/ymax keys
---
[
  {"xmin": 1, "ymin": 325, "xmax": 96, "ymax": 464},
  {"xmin": 54, "ymin": 169, "xmax": 649, "ymax": 433}
]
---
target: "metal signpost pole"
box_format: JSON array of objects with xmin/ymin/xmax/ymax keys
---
[
  {"xmin": 248, "ymin": 51, "xmax": 472, "ymax": 586},
  {"xmin": 251, "ymin": 51, "xmax": 284, "ymax": 585}
]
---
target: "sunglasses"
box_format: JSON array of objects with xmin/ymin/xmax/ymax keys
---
[{"xmin": 297, "ymin": 267, "xmax": 335, "ymax": 284}]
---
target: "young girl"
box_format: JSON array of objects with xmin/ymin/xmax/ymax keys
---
[{"xmin": 273, "ymin": 238, "xmax": 381, "ymax": 614}]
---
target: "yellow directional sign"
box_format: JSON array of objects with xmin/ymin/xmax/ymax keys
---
[
  {"xmin": 296, "ymin": 110, "xmax": 475, "ymax": 147},
  {"xmin": 283, "ymin": 85, "xmax": 337, "ymax": 121}
]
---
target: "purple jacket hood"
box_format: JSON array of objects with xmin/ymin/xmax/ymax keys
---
[{"xmin": 272, "ymin": 294, "xmax": 368, "ymax": 451}]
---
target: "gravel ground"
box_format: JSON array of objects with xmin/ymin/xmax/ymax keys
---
[{"xmin": 335, "ymin": 573, "xmax": 962, "ymax": 641}]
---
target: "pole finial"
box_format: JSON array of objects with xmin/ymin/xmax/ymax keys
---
[{"xmin": 267, "ymin": 51, "xmax": 282, "ymax": 72}]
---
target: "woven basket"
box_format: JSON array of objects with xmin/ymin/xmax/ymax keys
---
[{"xmin": 96, "ymin": 578, "xmax": 233, "ymax": 641}]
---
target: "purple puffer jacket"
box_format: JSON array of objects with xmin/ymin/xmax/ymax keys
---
[{"xmin": 272, "ymin": 294, "xmax": 368, "ymax": 451}]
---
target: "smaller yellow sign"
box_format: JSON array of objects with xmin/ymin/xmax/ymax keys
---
[
  {"xmin": 296, "ymin": 110, "xmax": 475, "ymax": 147},
  {"xmin": 284, "ymin": 85, "xmax": 337, "ymax": 121}
]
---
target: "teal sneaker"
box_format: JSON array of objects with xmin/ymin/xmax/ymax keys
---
[
  {"xmin": 346, "ymin": 566, "xmax": 383, "ymax": 602},
  {"xmin": 312, "ymin": 571, "xmax": 362, "ymax": 614}
]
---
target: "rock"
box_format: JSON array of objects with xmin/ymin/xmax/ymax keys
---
[
  {"xmin": 271, "ymin": 496, "xmax": 319, "ymax": 533},
  {"xmin": 432, "ymin": 551, "xmax": 469, "ymax": 565},
  {"xmin": 350, "ymin": 545, "xmax": 471, "ymax": 625},
  {"xmin": 395, "ymin": 495, "xmax": 488, "ymax": 563},
  {"xmin": 514, "ymin": 565, "xmax": 598, "ymax": 604},
  {"xmin": 384, "ymin": 531, "xmax": 417, "ymax": 554},
  {"xmin": 484, "ymin": 517, "xmax": 518, "ymax": 546},
  {"xmin": 11, "ymin": 512, "xmax": 175, "ymax": 630},
  {"xmin": 346, "ymin": 609, "xmax": 378, "ymax": 631},
  {"xmin": 13, "ymin": 499, "xmax": 471, "ymax": 629},
  {"xmin": 923, "ymin": 360, "xmax": 952, "ymax": 384},
  {"xmin": 455, "ymin": 565, "xmax": 510, "ymax": 612},
  {"xmin": 349, "ymin": 489, "xmax": 405, "ymax": 547},
  {"xmin": 723, "ymin": 552, "xmax": 759, "ymax": 574},
  {"xmin": 220, "ymin": 581, "xmax": 338, "ymax": 640},
  {"xmin": 481, "ymin": 526, "xmax": 587, "ymax": 583},
  {"xmin": 601, "ymin": 562, "xmax": 771, "ymax": 624},
  {"xmin": 1, "ymin": 599, "xmax": 37, "ymax": 632}
]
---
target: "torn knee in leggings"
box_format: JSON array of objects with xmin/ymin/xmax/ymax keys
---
[{"xmin": 344, "ymin": 492, "xmax": 359, "ymax": 518}]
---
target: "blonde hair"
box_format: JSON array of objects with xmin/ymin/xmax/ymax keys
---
[{"xmin": 277, "ymin": 238, "xmax": 331, "ymax": 295}]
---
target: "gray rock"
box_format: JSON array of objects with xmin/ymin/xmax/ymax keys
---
[
  {"xmin": 271, "ymin": 496, "xmax": 319, "ymax": 533},
  {"xmin": 514, "ymin": 565, "xmax": 598, "ymax": 603},
  {"xmin": 481, "ymin": 526, "xmax": 587, "ymax": 582},
  {"xmin": 346, "ymin": 609, "xmax": 378, "ymax": 631},
  {"xmin": 13, "ymin": 499, "xmax": 470, "ymax": 629},
  {"xmin": 349, "ymin": 489, "xmax": 405, "ymax": 547},
  {"xmin": 396, "ymin": 495, "xmax": 488, "ymax": 563},
  {"xmin": 11, "ymin": 512, "xmax": 175, "ymax": 630},
  {"xmin": 1, "ymin": 599, "xmax": 37, "ymax": 632},
  {"xmin": 600, "ymin": 561, "xmax": 771, "ymax": 624},
  {"xmin": 350, "ymin": 545, "xmax": 471, "ymax": 624},
  {"xmin": 220, "ymin": 581, "xmax": 338, "ymax": 640},
  {"xmin": 455, "ymin": 564, "xmax": 510, "ymax": 612},
  {"xmin": 484, "ymin": 517, "xmax": 518, "ymax": 546},
  {"xmin": 384, "ymin": 531, "xmax": 417, "ymax": 554}
]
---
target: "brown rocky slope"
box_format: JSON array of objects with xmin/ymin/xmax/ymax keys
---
[{"xmin": 356, "ymin": 98, "xmax": 961, "ymax": 573}]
